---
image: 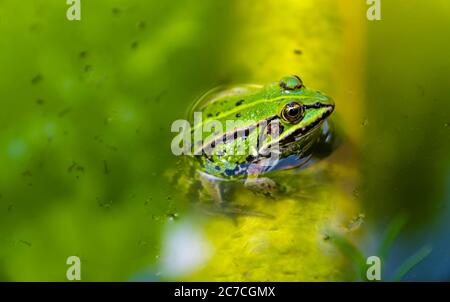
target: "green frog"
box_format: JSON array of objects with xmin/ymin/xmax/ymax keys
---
[{"xmin": 177, "ymin": 75, "xmax": 337, "ymax": 214}]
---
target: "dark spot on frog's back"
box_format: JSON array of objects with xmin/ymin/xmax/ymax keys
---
[
  {"xmin": 236, "ymin": 99, "xmax": 245, "ymax": 106},
  {"xmin": 224, "ymin": 169, "xmax": 234, "ymax": 177},
  {"xmin": 235, "ymin": 113, "xmax": 241, "ymax": 118},
  {"xmin": 207, "ymin": 113, "xmax": 213, "ymax": 118},
  {"xmin": 224, "ymin": 165, "xmax": 242, "ymax": 177}
]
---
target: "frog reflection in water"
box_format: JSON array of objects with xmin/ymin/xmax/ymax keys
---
[{"xmin": 182, "ymin": 75, "xmax": 337, "ymax": 215}]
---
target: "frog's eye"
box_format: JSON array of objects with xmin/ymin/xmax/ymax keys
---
[{"xmin": 281, "ymin": 102, "xmax": 304, "ymax": 124}]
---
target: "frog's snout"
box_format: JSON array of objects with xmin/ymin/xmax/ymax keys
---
[
  {"xmin": 319, "ymin": 98, "xmax": 335, "ymax": 118},
  {"xmin": 321, "ymin": 95, "xmax": 335, "ymax": 115}
]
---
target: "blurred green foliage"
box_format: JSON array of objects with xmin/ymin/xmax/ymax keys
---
[
  {"xmin": 0, "ymin": 0, "xmax": 237, "ymax": 281},
  {"xmin": 364, "ymin": 0, "xmax": 450, "ymax": 230}
]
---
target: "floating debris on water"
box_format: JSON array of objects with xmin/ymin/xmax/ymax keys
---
[
  {"xmin": 68, "ymin": 161, "xmax": 85, "ymax": 173},
  {"xmin": 22, "ymin": 170, "xmax": 32, "ymax": 177},
  {"xmin": 106, "ymin": 145, "xmax": 118, "ymax": 152},
  {"xmin": 31, "ymin": 74, "xmax": 43, "ymax": 85},
  {"xmin": 103, "ymin": 159, "xmax": 109, "ymax": 174},
  {"xmin": 138, "ymin": 240, "xmax": 148, "ymax": 247},
  {"xmin": 362, "ymin": 118, "xmax": 369, "ymax": 127},
  {"xmin": 58, "ymin": 107, "xmax": 71, "ymax": 117},
  {"xmin": 79, "ymin": 51, "xmax": 88, "ymax": 59},
  {"xmin": 137, "ymin": 21, "xmax": 146, "ymax": 29},
  {"xmin": 97, "ymin": 197, "xmax": 112, "ymax": 209},
  {"xmin": 18, "ymin": 240, "xmax": 32, "ymax": 247},
  {"xmin": 112, "ymin": 7, "xmax": 121, "ymax": 15},
  {"xmin": 167, "ymin": 213, "xmax": 179, "ymax": 221},
  {"xmin": 346, "ymin": 213, "xmax": 365, "ymax": 232}
]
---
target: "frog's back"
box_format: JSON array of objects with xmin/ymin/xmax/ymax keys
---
[{"xmin": 190, "ymin": 79, "xmax": 316, "ymax": 121}]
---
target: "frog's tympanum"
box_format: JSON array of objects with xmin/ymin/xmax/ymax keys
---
[{"xmin": 180, "ymin": 75, "xmax": 337, "ymax": 214}]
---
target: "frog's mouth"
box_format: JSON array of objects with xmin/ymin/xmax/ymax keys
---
[{"xmin": 257, "ymin": 103, "xmax": 334, "ymax": 157}]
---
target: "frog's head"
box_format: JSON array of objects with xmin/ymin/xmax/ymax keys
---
[{"xmin": 258, "ymin": 75, "xmax": 335, "ymax": 157}]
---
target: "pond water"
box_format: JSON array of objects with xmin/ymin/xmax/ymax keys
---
[{"xmin": 0, "ymin": 0, "xmax": 448, "ymax": 281}]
